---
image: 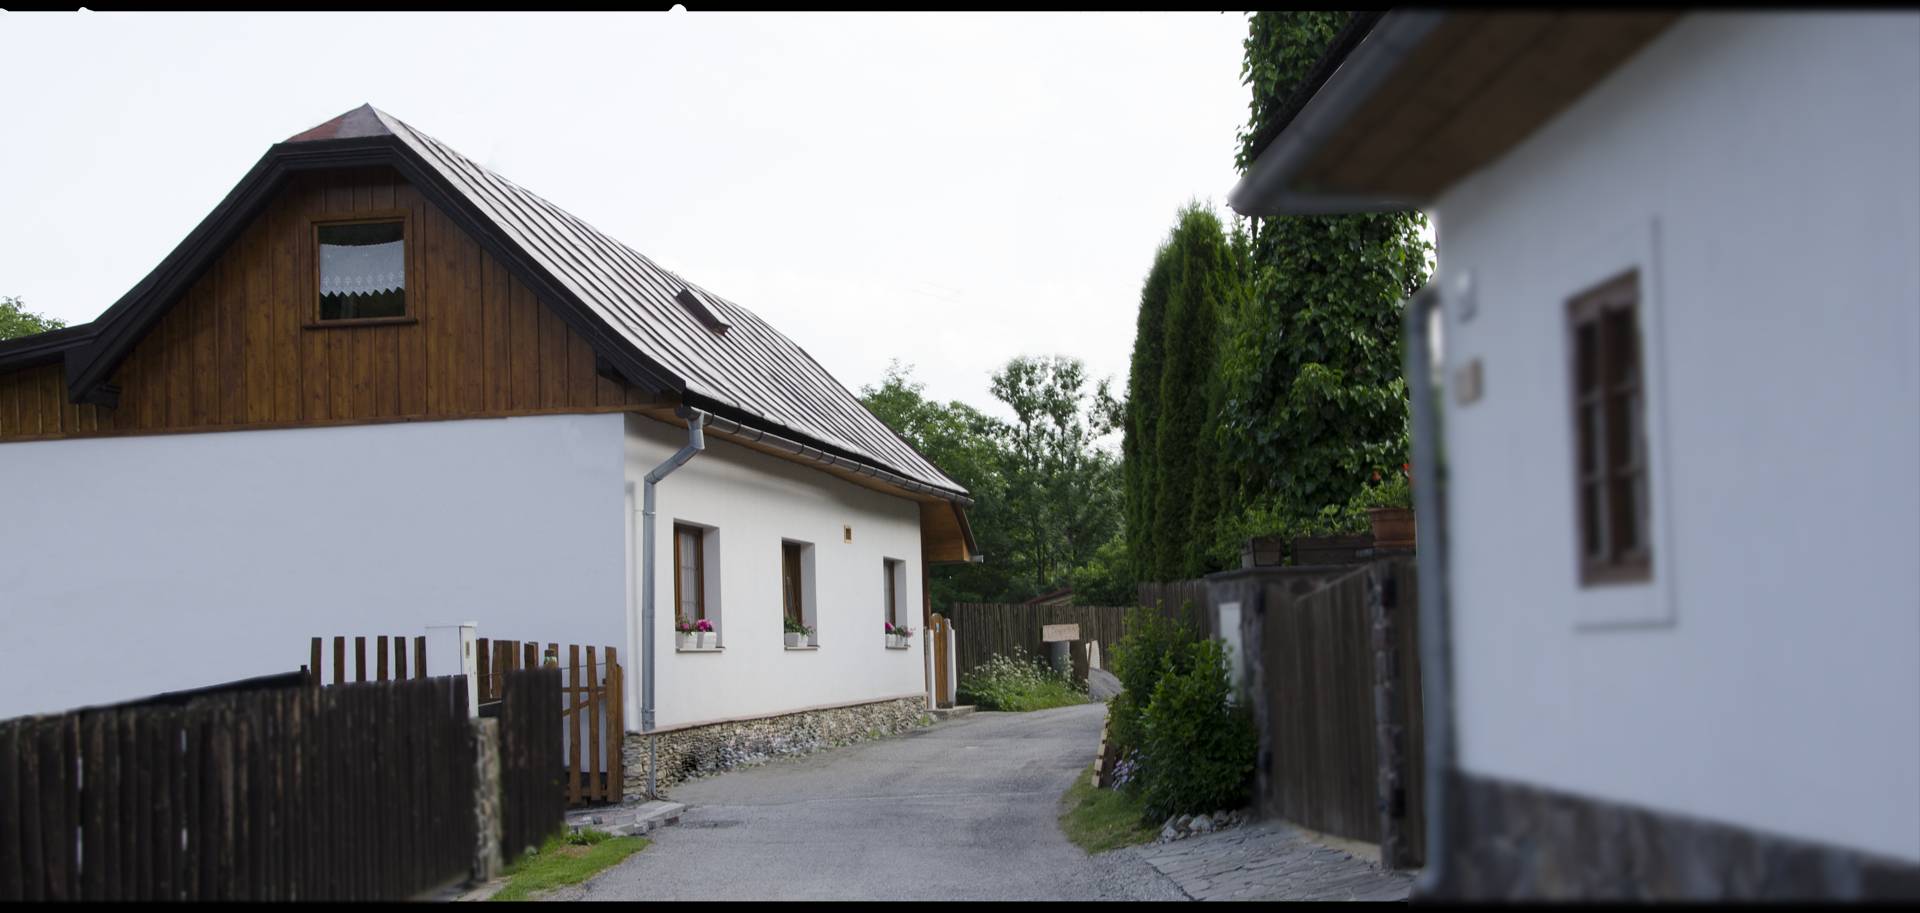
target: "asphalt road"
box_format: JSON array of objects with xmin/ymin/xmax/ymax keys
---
[{"xmin": 563, "ymin": 702, "xmax": 1185, "ymax": 901}]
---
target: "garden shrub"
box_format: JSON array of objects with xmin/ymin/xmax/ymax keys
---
[
  {"xmin": 957, "ymin": 647, "xmax": 1086, "ymax": 712},
  {"xmin": 1137, "ymin": 639, "xmax": 1257, "ymax": 822},
  {"xmin": 1107, "ymin": 605, "xmax": 1198, "ymax": 759}
]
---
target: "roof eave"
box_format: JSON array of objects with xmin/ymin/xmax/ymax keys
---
[
  {"xmin": 1228, "ymin": 10, "xmax": 1448, "ymax": 218},
  {"xmin": 0, "ymin": 323, "xmax": 97, "ymax": 373}
]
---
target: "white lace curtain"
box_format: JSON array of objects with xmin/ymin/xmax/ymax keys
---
[{"xmin": 320, "ymin": 239, "xmax": 405, "ymax": 295}]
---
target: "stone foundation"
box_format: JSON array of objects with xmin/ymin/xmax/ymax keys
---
[
  {"xmin": 621, "ymin": 697, "xmax": 930, "ymax": 800},
  {"xmin": 1434, "ymin": 771, "xmax": 1920, "ymax": 901}
]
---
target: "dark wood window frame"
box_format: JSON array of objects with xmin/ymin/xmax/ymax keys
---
[
  {"xmin": 883, "ymin": 558, "xmax": 901, "ymax": 629},
  {"xmin": 782, "ymin": 540, "xmax": 809, "ymax": 633},
  {"xmin": 1568, "ymin": 269, "xmax": 1653, "ymax": 586},
  {"xmin": 308, "ymin": 209, "xmax": 418, "ymax": 328},
  {"xmin": 673, "ymin": 523, "xmax": 706, "ymax": 624}
]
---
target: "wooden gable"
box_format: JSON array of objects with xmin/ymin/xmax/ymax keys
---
[{"xmin": 0, "ymin": 166, "xmax": 662, "ymax": 443}]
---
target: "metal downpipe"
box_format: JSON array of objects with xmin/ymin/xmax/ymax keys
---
[{"xmin": 641, "ymin": 407, "xmax": 707, "ymax": 799}]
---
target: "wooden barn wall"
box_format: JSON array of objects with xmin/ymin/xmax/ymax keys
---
[{"xmin": 0, "ymin": 167, "xmax": 653, "ymax": 443}]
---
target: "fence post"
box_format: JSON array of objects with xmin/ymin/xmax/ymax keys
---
[
  {"xmin": 469, "ymin": 718, "xmax": 504, "ymax": 883},
  {"xmin": 1369, "ymin": 560, "xmax": 1411, "ymax": 870},
  {"xmin": 424, "ymin": 624, "xmax": 481, "ymax": 718},
  {"xmin": 944, "ymin": 620, "xmax": 958, "ymax": 707}
]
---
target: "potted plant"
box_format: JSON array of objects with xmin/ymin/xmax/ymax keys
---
[
  {"xmin": 784, "ymin": 617, "xmax": 812, "ymax": 648},
  {"xmin": 694, "ymin": 617, "xmax": 717, "ymax": 649},
  {"xmin": 1359, "ymin": 462, "xmax": 1415, "ymax": 549},
  {"xmin": 675, "ymin": 618, "xmax": 698, "ymax": 650},
  {"xmin": 886, "ymin": 621, "xmax": 914, "ymax": 648}
]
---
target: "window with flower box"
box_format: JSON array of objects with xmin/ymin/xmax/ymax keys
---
[{"xmin": 674, "ymin": 522, "xmax": 721, "ymax": 650}]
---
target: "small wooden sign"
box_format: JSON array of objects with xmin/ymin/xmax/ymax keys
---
[{"xmin": 1042, "ymin": 623, "xmax": 1081, "ymax": 643}]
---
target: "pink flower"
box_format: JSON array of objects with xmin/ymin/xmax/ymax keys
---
[{"xmin": 695, "ymin": 618, "xmax": 713, "ymax": 632}]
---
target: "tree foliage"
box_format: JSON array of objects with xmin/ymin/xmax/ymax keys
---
[
  {"xmin": 1125, "ymin": 204, "xmax": 1246, "ymax": 581},
  {"xmin": 860, "ymin": 361, "xmax": 1017, "ymax": 606},
  {"xmin": 860, "ymin": 357, "xmax": 1125, "ymax": 606},
  {"xmin": 1213, "ymin": 11, "xmax": 1432, "ymax": 565},
  {"xmin": 988, "ymin": 355, "xmax": 1124, "ymax": 597},
  {"xmin": 1122, "ymin": 13, "xmax": 1434, "ymax": 576},
  {"xmin": 0, "ymin": 297, "xmax": 66, "ymax": 341}
]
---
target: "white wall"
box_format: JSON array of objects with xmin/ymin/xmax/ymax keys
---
[
  {"xmin": 625, "ymin": 414, "xmax": 927, "ymax": 730},
  {"xmin": 1431, "ymin": 13, "xmax": 1920, "ymax": 861},
  {"xmin": 0, "ymin": 413, "xmax": 630, "ymax": 720}
]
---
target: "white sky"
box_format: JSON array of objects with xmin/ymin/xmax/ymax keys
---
[{"xmin": 0, "ymin": 11, "xmax": 1252, "ymax": 418}]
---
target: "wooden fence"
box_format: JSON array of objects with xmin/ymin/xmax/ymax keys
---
[
  {"xmin": 1253, "ymin": 558, "xmax": 1424, "ymax": 867},
  {"xmin": 947, "ymin": 602, "xmax": 1131, "ymax": 684},
  {"xmin": 476, "ymin": 638, "xmax": 623, "ymax": 809},
  {"xmin": 497, "ymin": 669, "xmax": 565, "ymax": 860},
  {"xmin": 0, "ymin": 676, "xmax": 476, "ymax": 901},
  {"xmin": 1137, "ymin": 580, "xmax": 1214, "ymax": 637},
  {"xmin": 308, "ymin": 635, "xmax": 429, "ymax": 685}
]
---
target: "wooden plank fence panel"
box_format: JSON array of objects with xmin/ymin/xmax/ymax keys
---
[
  {"xmin": 0, "ymin": 674, "xmax": 488, "ymax": 900},
  {"xmin": 0, "ymin": 721, "xmax": 22, "ymax": 902},
  {"xmin": 947, "ymin": 603, "xmax": 1131, "ymax": 684},
  {"xmin": 567, "ymin": 645, "xmax": 581, "ymax": 807},
  {"xmin": 1252, "ymin": 565, "xmax": 1409, "ymax": 848}
]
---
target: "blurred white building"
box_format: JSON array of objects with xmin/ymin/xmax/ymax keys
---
[{"xmin": 1232, "ymin": 11, "xmax": 1920, "ymax": 900}]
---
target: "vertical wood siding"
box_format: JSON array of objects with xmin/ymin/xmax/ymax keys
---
[{"xmin": 0, "ymin": 167, "xmax": 655, "ymax": 443}]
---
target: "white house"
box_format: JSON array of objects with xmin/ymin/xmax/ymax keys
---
[
  {"xmin": 0, "ymin": 105, "xmax": 978, "ymax": 795},
  {"xmin": 1231, "ymin": 11, "xmax": 1920, "ymax": 900}
]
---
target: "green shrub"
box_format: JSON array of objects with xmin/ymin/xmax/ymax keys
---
[
  {"xmin": 1137, "ymin": 639, "xmax": 1256, "ymax": 822},
  {"xmin": 958, "ymin": 648, "xmax": 1087, "ymax": 712},
  {"xmin": 1107, "ymin": 605, "xmax": 1198, "ymax": 758}
]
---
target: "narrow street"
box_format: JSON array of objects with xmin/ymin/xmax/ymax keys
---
[{"xmin": 564, "ymin": 704, "xmax": 1184, "ymax": 901}]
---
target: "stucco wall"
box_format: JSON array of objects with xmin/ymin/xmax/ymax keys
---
[
  {"xmin": 0, "ymin": 412, "xmax": 628, "ymax": 720},
  {"xmin": 1431, "ymin": 13, "xmax": 1920, "ymax": 861},
  {"xmin": 624, "ymin": 414, "xmax": 928, "ymax": 730}
]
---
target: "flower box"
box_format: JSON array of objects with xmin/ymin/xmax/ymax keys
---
[
  {"xmin": 1367, "ymin": 507, "xmax": 1415, "ymax": 549},
  {"xmin": 785, "ymin": 632, "xmax": 806, "ymax": 648},
  {"xmin": 677, "ymin": 632, "xmax": 697, "ymax": 651}
]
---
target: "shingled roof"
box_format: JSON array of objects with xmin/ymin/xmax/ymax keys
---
[{"xmin": 58, "ymin": 105, "xmax": 968, "ymax": 501}]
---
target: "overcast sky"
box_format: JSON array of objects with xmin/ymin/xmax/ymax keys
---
[{"xmin": 0, "ymin": 11, "xmax": 1252, "ymax": 418}]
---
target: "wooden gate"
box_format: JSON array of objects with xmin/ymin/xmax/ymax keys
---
[
  {"xmin": 476, "ymin": 639, "xmax": 624, "ymax": 809},
  {"xmin": 307, "ymin": 635, "xmax": 429, "ymax": 685},
  {"xmin": 308, "ymin": 633, "xmax": 624, "ymax": 810}
]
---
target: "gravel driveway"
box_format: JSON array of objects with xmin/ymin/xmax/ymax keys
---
[{"xmin": 559, "ymin": 702, "xmax": 1184, "ymax": 901}]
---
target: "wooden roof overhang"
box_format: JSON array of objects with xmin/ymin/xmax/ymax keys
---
[{"xmin": 1229, "ymin": 10, "xmax": 1681, "ymax": 216}]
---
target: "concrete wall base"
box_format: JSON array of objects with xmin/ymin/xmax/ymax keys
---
[{"xmin": 1432, "ymin": 771, "xmax": 1920, "ymax": 901}]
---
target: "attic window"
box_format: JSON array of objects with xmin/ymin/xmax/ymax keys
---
[
  {"xmin": 676, "ymin": 287, "xmax": 731, "ymax": 333},
  {"xmin": 317, "ymin": 219, "xmax": 407, "ymax": 321}
]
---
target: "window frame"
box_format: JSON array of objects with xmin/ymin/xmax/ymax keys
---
[
  {"xmin": 1566, "ymin": 269, "xmax": 1653, "ymax": 587},
  {"xmin": 782, "ymin": 539, "xmax": 816, "ymax": 646},
  {"xmin": 673, "ymin": 522, "xmax": 706, "ymax": 624},
  {"xmin": 882, "ymin": 557, "xmax": 909, "ymax": 647},
  {"xmin": 309, "ymin": 210, "xmax": 417, "ymax": 328}
]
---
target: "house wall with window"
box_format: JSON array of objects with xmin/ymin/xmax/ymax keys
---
[
  {"xmin": 1430, "ymin": 13, "xmax": 1920, "ymax": 862},
  {"xmin": 624, "ymin": 415, "xmax": 928, "ymax": 730},
  {"xmin": 0, "ymin": 412, "xmax": 629, "ymax": 720}
]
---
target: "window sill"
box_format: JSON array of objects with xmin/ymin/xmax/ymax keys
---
[
  {"xmin": 784, "ymin": 645, "xmax": 819, "ymax": 652},
  {"xmin": 675, "ymin": 645, "xmax": 723, "ymax": 654},
  {"xmin": 884, "ymin": 644, "xmax": 913, "ymax": 650},
  {"xmin": 303, "ymin": 316, "xmax": 418, "ymax": 329}
]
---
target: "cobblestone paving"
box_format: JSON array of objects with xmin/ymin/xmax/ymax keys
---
[{"xmin": 1135, "ymin": 820, "xmax": 1414, "ymax": 901}]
